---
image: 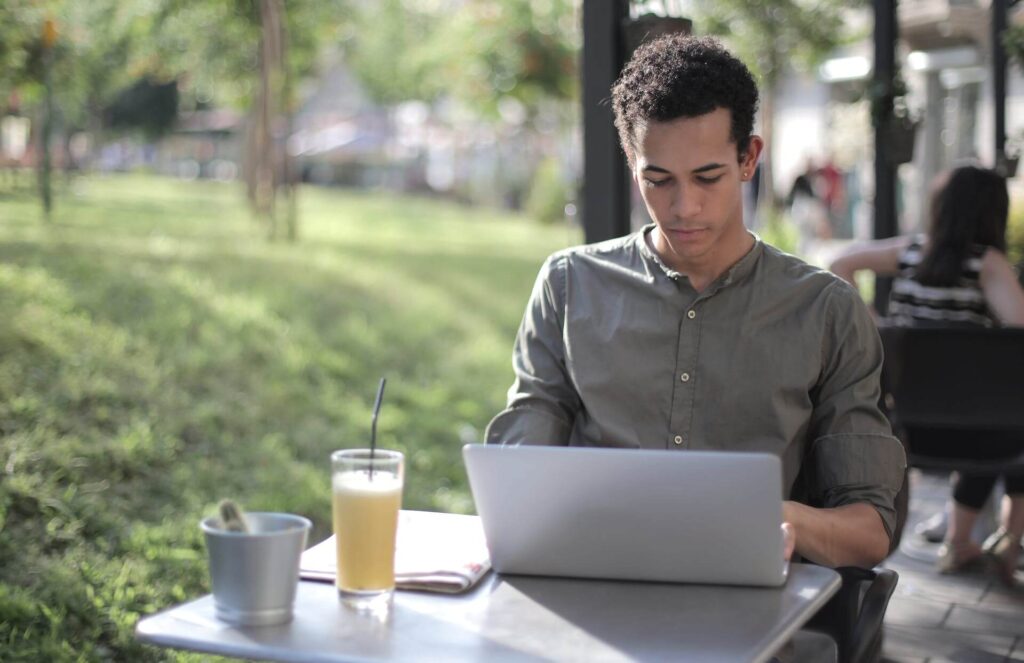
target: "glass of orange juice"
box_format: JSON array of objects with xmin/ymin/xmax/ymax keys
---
[{"xmin": 331, "ymin": 449, "xmax": 404, "ymax": 611}]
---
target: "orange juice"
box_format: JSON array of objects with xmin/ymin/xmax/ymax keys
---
[{"xmin": 332, "ymin": 471, "xmax": 403, "ymax": 592}]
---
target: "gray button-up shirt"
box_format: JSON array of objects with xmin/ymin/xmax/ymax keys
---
[{"xmin": 485, "ymin": 226, "xmax": 907, "ymax": 538}]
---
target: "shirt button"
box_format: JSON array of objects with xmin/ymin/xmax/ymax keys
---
[
  {"xmin": 687, "ymin": 310, "xmax": 696, "ymax": 319},
  {"xmin": 673, "ymin": 435, "xmax": 683, "ymax": 445},
  {"xmin": 680, "ymin": 373, "xmax": 690, "ymax": 382}
]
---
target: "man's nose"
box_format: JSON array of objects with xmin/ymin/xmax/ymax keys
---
[{"xmin": 670, "ymin": 184, "xmax": 702, "ymax": 219}]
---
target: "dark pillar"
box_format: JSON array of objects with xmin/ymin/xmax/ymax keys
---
[
  {"xmin": 873, "ymin": 0, "xmax": 898, "ymax": 313},
  {"xmin": 993, "ymin": 0, "xmax": 1008, "ymax": 167},
  {"xmin": 581, "ymin": 0, "xmax": 630, "ymax": 243}
]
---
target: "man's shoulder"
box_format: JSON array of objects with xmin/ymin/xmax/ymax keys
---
[
  {"xmin": 757, "ymin": 240, "xmax": 850, "ymax": 297},
  {"xmin": 543, "ymin": 231, "xmax": 647, "ymax": 273}
]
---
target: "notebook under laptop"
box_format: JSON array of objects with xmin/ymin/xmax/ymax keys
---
[{"xmin": 463, "ymin": 444, "xmax": 788, "ymax": 587}]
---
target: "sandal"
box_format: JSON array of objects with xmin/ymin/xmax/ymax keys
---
[
  {"xmin": 982, "ymin": 529, "xmax": 1022, "ymax": 587},
  {"xmin": 914, "ymin": 511, "xmax": 948, "ymax": 544},
  {"xmin": 936, "ymin": 540, "xmax": 984, "ymax": 574}
]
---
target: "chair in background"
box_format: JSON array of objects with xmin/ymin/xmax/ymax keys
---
[
  {"xmin": 878, "ymin": 325, "xmax": 1024, "ymax": 473},
  {"xmin": 802, "ymin": 326, "xmax": 1024, "ymax": 662}
]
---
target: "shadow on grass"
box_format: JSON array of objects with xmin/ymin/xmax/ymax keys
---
[
  {"xmin": 0, "ymin": 228, "xmax": 547, "ymax": 513},
  {"xmin": 0, "ymin": 177, "xmax": 573, "ymax": 661}
]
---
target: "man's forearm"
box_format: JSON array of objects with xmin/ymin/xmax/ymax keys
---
[{"xmin": 782, "ymin": 501, "xmax": 890, "ymax": 568}]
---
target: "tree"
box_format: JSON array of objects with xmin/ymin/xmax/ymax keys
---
[
  {"xmin": 1, "ymin": 0, "xmax": 177, "ymax": 216},
  {"xmin": 694, "ymin": 0, "xmax": 859, "ymax": 209},
  {"xmin": 345, "ymin": 0, "xmax": 578, "ymax": 121},
  {"xmin": 105, "ymin": 77, "xmax": 179, "ymax": 139},
  {"xmin": 0, "ymin": 2, "xmax": 37, "ymax": 102},
  {"xmin": 340, "ymin": 0, "xmax": 579, "ymax": 211},
  {"xmin": 2, "ymin": 0, "xmax": 347, "ymax": 236},
  {"xmin": 147, "ymin": 0, "xmax": 347, "ymax": 240}
]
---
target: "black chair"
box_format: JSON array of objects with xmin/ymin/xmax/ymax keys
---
[
  {"xmin": 877, "ymin": 325, "xmax": 1024, "ymax": 472},
  {"xmin": 835, "ymin": 325, "xmax": 1024, "ymax": 662},
  {"xmin": 797, "ymin": 452, "xmax": 907, "ymax": 662},
  {"xmin": 801, "ymin": 500, "xmax": 904, "ymax": 663},
  {"xmin": 796, "ymin": 330, "xmax": 922, "ymax": 663},
  {"xmin": 803, "ymin": 566, "xmax": 899, "ymax": 663}
]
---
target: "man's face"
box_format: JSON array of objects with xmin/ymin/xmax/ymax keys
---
[{"xmin": 632, "ymin": 108, "xmax": 761, "ymax": 276}]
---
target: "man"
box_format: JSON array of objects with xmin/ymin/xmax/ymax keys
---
[{"xmin": 485, "ymin": 35, "xmax": 906, "ymax": 569}]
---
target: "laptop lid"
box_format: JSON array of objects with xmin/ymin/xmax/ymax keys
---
[{"xmin": 463, "ymin": 444, "xmax": 787, "ymax": 587}]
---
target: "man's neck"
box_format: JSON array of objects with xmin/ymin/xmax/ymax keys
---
[{"xmin": 650, "ymin": 227, "xmax": 755, "ymax": 293}]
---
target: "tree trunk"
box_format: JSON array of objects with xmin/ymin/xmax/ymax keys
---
[
  {"xmin": 38, "ymin": 43, "xmax": 54, "ymax": 222},
  {"xmin": 760, "ymin": 80, "xmax": 775, "ymax": 212},
  {"xmin": 243, "ymin": 106, "xmax": 259, "ymax": 217},
  {"xmin": 758, "ymin": 49, "xmax": 781, "ymax": 217},
  {"xmin": 246, "ymin": 0, "xmax": 292, "ymax": 241},
  {"xmin": 255, "ymin": 0, "xmax": 277, "ymax": 238},
  {"xmin": 279, "ymin": 0, "xmax": 298, "ymax": 242}
]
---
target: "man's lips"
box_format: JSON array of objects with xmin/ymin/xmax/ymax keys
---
[{"xmin": 664, "ymin": 228, "xmax": 707, "ymax": 240}]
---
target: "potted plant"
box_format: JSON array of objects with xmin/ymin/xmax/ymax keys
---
[
  {"xmin": 998, "ymin": 26, "xmax": 1024, "ymax": 177},
  {"xmin": 998, "ymin": 131, "xmax": 1021, "ymax": 178},
  {"xmin": 869, "ymin": 68, "xmax": 921, "ymax": 165}
]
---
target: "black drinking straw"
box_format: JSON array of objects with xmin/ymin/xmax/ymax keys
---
[{"xmin": 369, "ymin": 377, "xmax": 386, "ymax": 480}]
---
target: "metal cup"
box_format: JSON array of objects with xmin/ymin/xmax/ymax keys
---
[{"xmin": 200, "ymin": 512, "xmax": 312, "ymax": 626}]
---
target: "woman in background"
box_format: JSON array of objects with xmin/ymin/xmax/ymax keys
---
[{"xmin": 830, "ymin": 165, "xmax": 1024, "ymax": 584}]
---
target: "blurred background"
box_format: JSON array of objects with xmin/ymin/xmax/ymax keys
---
[{"xmin": 2, "ymin": 0, "xmax": 1024, "ymax": 659}]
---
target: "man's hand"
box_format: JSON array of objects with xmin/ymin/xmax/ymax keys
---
[
  {"xmin": 781, "ymin": 522, "xmax": 796, "ymax": 562},
  {"xmin": 782, "ymin": 501, "xmax": 890, "ymax": 568}
]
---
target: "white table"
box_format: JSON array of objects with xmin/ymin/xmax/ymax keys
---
[{"xmin": 136, "ymin": 564, "xmax": 840, "ymax": 662}]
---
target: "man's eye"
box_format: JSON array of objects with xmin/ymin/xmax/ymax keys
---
[
  {"xmin": 644, "ymin": 179, "xmax": 669, "ymax": 188},
  {"xmin": 696, "ymin": 175, "xmax": 723, "ymax": 184}
]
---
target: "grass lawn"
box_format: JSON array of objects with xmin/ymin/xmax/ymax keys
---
[{"xmin": 0, "ymin": 174, "xmax": 579, "ymax": 661}]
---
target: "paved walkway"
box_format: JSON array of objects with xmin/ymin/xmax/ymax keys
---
[{"xmin": 882, "ymin": 469, "xmax": 1024, "ymax": 662}]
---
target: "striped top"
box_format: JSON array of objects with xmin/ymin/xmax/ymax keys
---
[{"xmin": 887, "ymin": 235, "xmax": 996, "ymax": 328}]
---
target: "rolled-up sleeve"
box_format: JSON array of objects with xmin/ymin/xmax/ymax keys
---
[
  {"xmin": 485, "ymin": 254, "xmax": 579, "ymax": 446},
  {"xmin": 808, "ymin": 282, "xmax": 907, "ymax": 539}
]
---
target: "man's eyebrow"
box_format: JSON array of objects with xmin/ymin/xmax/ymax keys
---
[
  {"xmin": 641, "ymin": 163, "xmax": 727, "ymax": 175},
  {"xmin": 692, "ymin": 162, "xmax": 727, "ymax": 174}
]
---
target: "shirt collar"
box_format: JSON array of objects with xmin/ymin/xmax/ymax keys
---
[{"xmin": 636, "ymin": 224, "xmax": 763, "ymax": 293}]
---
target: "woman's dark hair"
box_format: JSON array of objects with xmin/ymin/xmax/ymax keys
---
[
  {"xmin": 611, "ymin": 35, "xmax": 759, "ymax": 165},
  {"xmin": 916, "ymin": 166, "xmax": 1009, "ymax": 286}
]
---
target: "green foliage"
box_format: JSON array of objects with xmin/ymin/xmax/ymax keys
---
[
  {"xmin": 0, "ymin": 174, "xmax": 578, "ymax": 659},
  {"xmin": 694, "ymin": 0, "xmax": 856, "ymax": 87},
  {"xmin": 101, "ymin": 0, "xmax": 348, "ymax": 112},
  {"xmin": 343, "ymin": 0, "xmax": 438, "ymax": 105},
  {"xmin": 757, "ymin": 208, "xmax": 800, "ymax": 255},
  {"xmin": 346, "ymin": 0, "xmax": 578, "ymax": 117},
  {"xmin": 0, "ymin": 0, "xmax": 40, "ymax": 99},
  {"xmin": 105, "ymin": 77, "xmax": 179, "ymax": 138},
  {"xmin": 1, "ymin": 1, "xmax": 157, "ymax": 128},
  {"xmin": 525, "ymin": 157, "xmax": 570, "ymax": 224},
  {"xmin": 1, "ymin": 0, "xmax": 347, "ymax": 127},
  {"xmin": 1009, "ymin": 199, "xmax": 1024, "ymax": 267},
  {"xmin": 429, "ymin": 0, "xmax": 578, "ymax": 113},
  {"xmin": 2, "ymin": 0, "xmax": 577, "ymax": 173},
  {"xmin": 1004, "ymin": 24, "xmax": 1024, "ymax": 70}
]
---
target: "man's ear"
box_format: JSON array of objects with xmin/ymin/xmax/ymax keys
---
[{"xmin": 741, "ymin": 136, "xmax": 764, "ymax": 177}]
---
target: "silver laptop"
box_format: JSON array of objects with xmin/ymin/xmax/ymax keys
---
[{"xmin": 463, "ymin": 444, "xmax": 788, "ymax": 587}]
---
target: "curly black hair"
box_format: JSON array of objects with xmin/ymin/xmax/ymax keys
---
[{"xmin": 611, "ymin": 35, "xmax": 759, "ymax": 165}]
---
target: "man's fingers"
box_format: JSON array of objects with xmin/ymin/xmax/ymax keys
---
[{"xmin": 781, "ymin": 522, "xmax": 796, "ymax": 561}]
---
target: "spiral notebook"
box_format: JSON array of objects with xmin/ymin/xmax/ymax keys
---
[{"xmin": 299, "ymin": 510, "xmax": 491, "ymax": 594}]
